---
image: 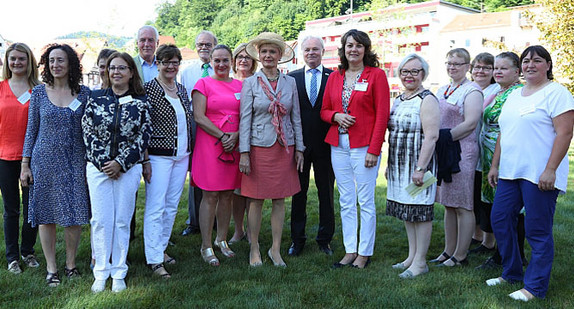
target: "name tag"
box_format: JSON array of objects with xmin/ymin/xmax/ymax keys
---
[
  {"xmin": 68, "ymin": 99, "xmax": 81, "ymax": 111},
  {"xmin": 17, "ymin": 92, "xmax": 31, "ymax": 104},
  {"xmin": 354, "ymin": 82, "xmax": 368, "ymax": 92},
  {"xmin": 234, "ymin": 93, "xmax": 241, "ymax": 100},
  {"xmin": 119, "ymin": 95, "xmax": 133, "ymax": 104},
  {"xmin": 519, "ymin": 104, "xmax": 536, "ymax": 116}
]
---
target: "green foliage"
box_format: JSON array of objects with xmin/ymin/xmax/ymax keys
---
[
  {"xmin": 56, "ymin": 31, "xmax": 131, "ymax": 51},
  {"xmin": 531, "ymin": 0, "xmax": 574, "ymax": 92}
]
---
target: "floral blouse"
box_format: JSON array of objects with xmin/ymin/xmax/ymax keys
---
[{"xmin": 82, "ymin": 88, "xmax": 152, "ymax": 172}]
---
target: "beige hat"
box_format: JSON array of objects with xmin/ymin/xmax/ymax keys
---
[{"xmin": 245, "ymin": 32, "xmax": 295, "ymax": 64}]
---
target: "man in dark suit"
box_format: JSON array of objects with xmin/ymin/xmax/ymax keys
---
[{"xmin": 287, "ymin": 36, "xmax": 335, "ymax": 256}]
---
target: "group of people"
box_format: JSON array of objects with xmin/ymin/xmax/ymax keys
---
[{"xmin": 1, "ymin": 24, "xmax": 572, "ymax": 302}]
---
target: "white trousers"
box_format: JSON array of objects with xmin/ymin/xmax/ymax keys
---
[
  {"xmin": 331, "ymin": 134, "xmax": 380, "ymax": 256},
  {"xmin": 144, "ymin": 154, "xmax": 189, "ymax": 264},
  {"xmin": 87, "ymin": 162, "xmax": 141, "ymax": 280}
]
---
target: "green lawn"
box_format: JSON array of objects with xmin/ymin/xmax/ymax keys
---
[{"xmin": 1, "ymin": 153, "xmax": 574, "ymax": 308}]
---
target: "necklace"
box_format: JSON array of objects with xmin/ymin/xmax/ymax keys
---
[
  {"xmin": 264, "ymin": 69, "xmax": 280, "ymax": 82},
  {"xmin": 444, "ymin": 80, "xmax": 465, "ymax": 99},
  {"xmin": 498, "ymin": 81, "xmax": 520, "ymax": 95},
  {"xmin": 158, "ymin": 78, "xmax": 176, "ymax": 91},
  {"xmin": 402, "ymin": 87, "xmax": 424, "ymax": 100}
]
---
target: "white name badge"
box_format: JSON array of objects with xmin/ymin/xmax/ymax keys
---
[
  {"xmin": 68, "ymin": 99, "xmax": 82, "ymax": 111},
  {"xmin": 354, "ymin": 82, "xmax": 368, "ymax": 92},
  {"xmin": 519, "ymin": 104, "xmax": 536, "ymax": 116},
  {"xmin": 119, "ymin": 95, "xmax": 133, "ymax": 104},
  {"xmin": 17, "ymin": 92, "xmax": 31, "ymax": 104},
  {"xmin": 234, "ymin": 93, "xmax": 241, "ymax": 100}
]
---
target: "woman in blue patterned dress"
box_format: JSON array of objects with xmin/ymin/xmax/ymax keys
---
[{"xmin": 20, "ymin": 44, "xmax": 90, "ymax": 287}]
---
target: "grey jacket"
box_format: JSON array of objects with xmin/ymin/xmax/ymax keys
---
[{"xmin": 239, "ymin": 71, "xmax": 305, "ymax": 153}]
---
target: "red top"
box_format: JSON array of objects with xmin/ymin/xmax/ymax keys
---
[
  {"xmin": 320, "ymin": 66, "xmax": 390, "ymax": 156},
  {"xmin": 0, "ymin": 80, "xmax": 31, "ymax": 161}
]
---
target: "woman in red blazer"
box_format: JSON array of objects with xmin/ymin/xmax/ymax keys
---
[{"xmin": 320, "ymin": 29, "xmax": 390, "ymax": 269}]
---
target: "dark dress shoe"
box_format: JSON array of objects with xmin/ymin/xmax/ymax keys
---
[
  {"xmin": 468, "ymin": 244, "xmax": 495, "ymax": 255},
  {"xmin": 351, "ymin": 257, "xmax": 371, "ymax": 269},
  {"xmin": 471, "ymin": 238, "xmax": 481, "ymax": 246},
  {"xmin": 318, "ymin": 244, "xmax": 333, "ymax": 256},
  {"xmin": 288, "ymin": 243, "xmax": 304, "ymax": 256},
  {"xmin": 475, "ymin": 257, "xmax": 501, "ymax": 270},
  {"xmin": 181, "ymin": 225, "xmax": 200, "ymax": 236},
  {"xmin": 331, "ymin": 262, "xmax": 350, "ymax": 269}
]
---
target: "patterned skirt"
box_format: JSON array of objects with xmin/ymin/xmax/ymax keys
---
[{"xmin": 386, "ymin": 199, "xmax": 434, "ymax": 222}]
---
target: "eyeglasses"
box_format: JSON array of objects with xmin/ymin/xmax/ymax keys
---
[
  {"xmin": 472, "ymin": 65, "xmax": 493, "ymax": 72},
  {"xmin": 109, "ymin": 65, "xmax": 130, "ymax": 72},
  {"xmin": 218, "ymin": 151, "xmax": 235, "ymax": 164},
  {"xmin": 160, "ymin": 61, "xmax": 181, "ymax": 67},
  {"xmin": 445, "ymin": 62, "xmax": 468, "ymax": 67},
  {"xmin": 400, "ymin": 69, "xmax": 423, "ymax": 77},
  {"xmin": 236, "ymin": 56, "xmax": 252, "ymax": 61},
  {"xmin": 196, "ymin": 43, "xmax": 213, "ymax": 48}
]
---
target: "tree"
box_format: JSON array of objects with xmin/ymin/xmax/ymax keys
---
[{"xmin": 530, "ymin": 0, "xmax": 574, "ymax": 92}]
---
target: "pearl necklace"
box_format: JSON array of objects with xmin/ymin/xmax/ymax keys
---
[{"xmin": 158, "ymin": 78, "xmax": 176, "ymax": 92}]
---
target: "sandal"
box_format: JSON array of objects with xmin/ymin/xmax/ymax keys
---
[
  {"xmin": 200, "ymin": 248, "xmax": 220, "ymax": 266},
  {"xmin": 164, "ymin": 253, "xmax": 176, "ymax": 265},
  {"xmin": 151, "ymin": 263, "xmax": 171, "ymax": 279},
  {"xmin": 46, "ymin": 272, "xmax": 61, "ymax": 287},
  {"xmin": 214, "ymin": 240, "xmax": 235, "ymax": 258},
  {"xmin": 65, "ymin": 267, "xmax": 81, "ymax": 279},
  {"xmin": 228, "ymin": 233, "xmax": 246, "ymax": 245}
]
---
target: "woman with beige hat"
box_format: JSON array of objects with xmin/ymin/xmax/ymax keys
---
[{"xmin": 239, "ymin": 32, "xmax": 305, "ymax": 267}]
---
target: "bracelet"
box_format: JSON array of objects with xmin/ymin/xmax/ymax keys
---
[
  {"xmin": 415, "ymin": 166, "xmax": 424, "ymax": 172},
  {"xmin": 219, "ymin": 133, "xmax": 228, "ymax": 141},
  {"xmin": 142, "ymin": 159, "xmax": 150, "ymax": 165}
]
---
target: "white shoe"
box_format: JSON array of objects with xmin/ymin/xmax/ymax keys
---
[
  {"xmin": 8, "ymin": 260, "xmax": 22, "ymax": 274},
  {"xmin": 509, "ymin": 289, "xmax": 533, "ymax": 302},
  {"xmin": 112, "ymin": 279, "xmax": 126, "ymax": 293},
  {"xmin": 486, "ymin": 277, "xmax": 505, "ymax": 286},
  {"xmin": 91, "ymin": 279, "xmax": 106, "ymax": 293}
]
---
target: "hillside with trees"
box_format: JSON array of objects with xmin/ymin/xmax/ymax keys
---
[{"xmin": 153, "ymin": 0, "xmax": 534, "ymax": 48}]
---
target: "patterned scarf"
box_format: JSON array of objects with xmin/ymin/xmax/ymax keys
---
[{"xmin": 258, "ymin": 76, "xmax": 289, "ymax": 152}]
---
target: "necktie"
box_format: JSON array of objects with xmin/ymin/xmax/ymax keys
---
[
  {"xmin": 201, "ymin": 63, "xmax": 209, "ymax": 77},
  {"xmin": 309, "ymin": 68, "xmax": 319, "ymax": 106}
]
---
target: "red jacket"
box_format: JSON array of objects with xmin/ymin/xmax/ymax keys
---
[{"xmin": 320, "ymin": 66, "xmax": 390, "ymax": 155}]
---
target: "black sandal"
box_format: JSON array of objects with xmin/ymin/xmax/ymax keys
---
[
  {"xmin": 429, "ymin": 252, "xmax": 451, "ymax": 264},
  {"xmin": 65, "ymin": 267, "xmax": 81, "ymax": 278},
  {"xmin": 46, "ymin": 272, "xmax": 60, "ymax": 287},
  {"xmin": 151, "ymin": 263, "xmax": 171, "ymax": 279}
]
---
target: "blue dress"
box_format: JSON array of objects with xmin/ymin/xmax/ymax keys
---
[{"xmin": 22, "ymin": 84, "xmax": 90, "ymax": 227}]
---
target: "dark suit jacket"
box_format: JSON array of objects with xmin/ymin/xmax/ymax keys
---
[{"xmin": 288, "ymin": 66, "xmax": 333, "ymax": 154}]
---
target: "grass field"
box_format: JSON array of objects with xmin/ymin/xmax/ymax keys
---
[{"xmin": 1, "ymin": 152, "xmax": 574, "ymax": 308}]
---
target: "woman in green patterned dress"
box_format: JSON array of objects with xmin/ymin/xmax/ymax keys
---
[{"xmin": 476, "ymin": 51, "xmax": 526, "ymax": 270}]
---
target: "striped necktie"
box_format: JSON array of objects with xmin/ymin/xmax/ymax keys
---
[
  {"xmin": 309, "ymin": 68, "xmax": 319, "ymax": 106},
  {"xmin": 201, "ymin": 63, "xmax": 209, "ymax": 77}
]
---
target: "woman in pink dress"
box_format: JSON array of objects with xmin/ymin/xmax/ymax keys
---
[{"xmin": 192, "ymin": 45, "xmax": 242, "ymax": 266}]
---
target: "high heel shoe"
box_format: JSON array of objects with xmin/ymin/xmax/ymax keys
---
[
  {"xmin": 429, "ymin": 252, "xmax": 451, "ymax": 264},
  {"xmin": 268, "ymin": 249, "xmax": 286, "ymax": 267},
  {"xmin": 214, "ymin": 240, "xmax": 235, "ymax": 258},
  {"xmin": 435, "ymin": 256, "xmax": 468, "ymax": 267}
]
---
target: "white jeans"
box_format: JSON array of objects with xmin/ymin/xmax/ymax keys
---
[
  {"xmin": 87, "ymin": 162, "xmax": 141, "ymax": 280},
  {"xmin": 144, "ymin": 154, "xmax": 189, "ymax": 264},
  {"xmin": 331, "ymin": 134, "xmax": 380, "ymax": 256}
]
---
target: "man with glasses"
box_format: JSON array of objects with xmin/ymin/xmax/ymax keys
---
[
  {"xmin": 133, "ymin": 25, "xmax": 160, "ymax": 83},
  {"xmin": 180, "ymin": 30, "xmax": 218, "ymax": 236}
]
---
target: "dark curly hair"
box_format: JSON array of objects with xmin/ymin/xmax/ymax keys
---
[
  {"xmin": 338, "ymin": 29, "xmax": 379, "ymax": 71},
  {"xmin": 39, "ymin": 44, "xmax": 83, "ymax": 95}
]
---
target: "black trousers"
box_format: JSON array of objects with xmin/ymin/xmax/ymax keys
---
[
  {"xmin": 290, "ymin": 148, "xmax": 335, "ymax": 246},
  {"xmin": 0, "ymin": 159, "xmax": 38, "ymax": 262}
]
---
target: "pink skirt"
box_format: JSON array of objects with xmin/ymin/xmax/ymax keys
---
[{"xmin": 240, "ymin": 142, "xmax": 300, "ymax": 199}]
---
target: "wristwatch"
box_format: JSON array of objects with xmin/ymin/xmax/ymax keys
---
[{"xmin": 415, "ymin": 166, "xmax": 424, "ymax": 172}]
